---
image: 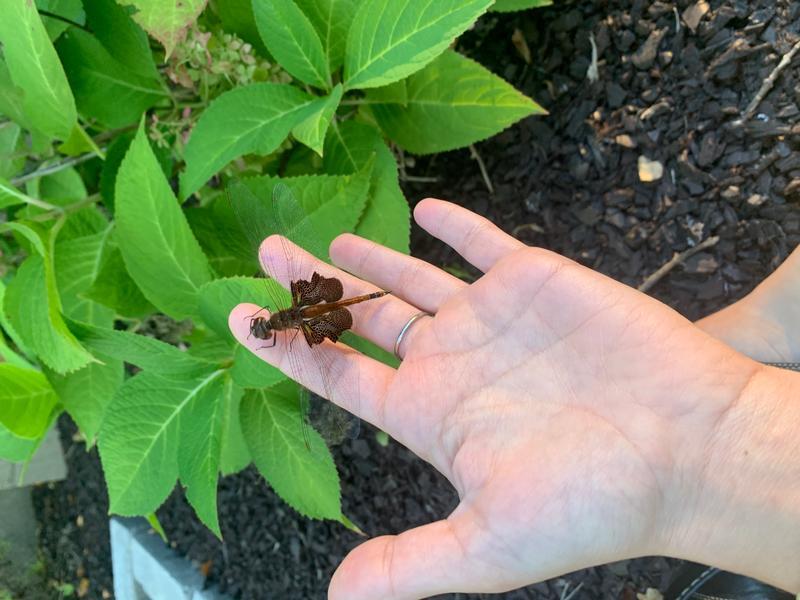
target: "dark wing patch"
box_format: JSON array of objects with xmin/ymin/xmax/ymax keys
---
[
  {"xmin": 303, "ymin": 308, "xmax": 353, "ymax": 345},
  {"xmin": 294, "ymin": 272, "xmax": 344, "ymax": 305}
]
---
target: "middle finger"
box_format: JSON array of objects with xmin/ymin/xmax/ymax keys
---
[
  {"xmin": 260, "ymin": 235, "xmax": 432, "ymax": 355},
  {"xmin": 330, "ymin": 233, "xmax": 467, "ymax": 313}
]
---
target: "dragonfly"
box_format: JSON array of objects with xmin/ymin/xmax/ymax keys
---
[{"xmin": 229, "ymin": 180, "xmax": 389, "ymax": 448}]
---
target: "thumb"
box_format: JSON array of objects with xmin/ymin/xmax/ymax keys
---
[{"xmin": 329, "ymin": 510, "xmax": 502, "ymax": 600}]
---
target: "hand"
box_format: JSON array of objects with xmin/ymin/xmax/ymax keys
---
[
  {"xmin": 229, "ymin": 199, "xmax": 793, "ymax": 599},
  {"xmin": 697, "ymin": 245, "xmax": 800, "ymax": 362}
]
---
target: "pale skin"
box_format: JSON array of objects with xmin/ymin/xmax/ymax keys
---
[{"xmin": 229, "ymin": 199, "xmax": 800, "ymax": 600}]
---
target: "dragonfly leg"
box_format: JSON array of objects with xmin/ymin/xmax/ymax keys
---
[
  {"xmin": 245, "ymin": 305, "xmax": 271, "ymax": 320},
  {"xmin": 288, "ymin": 328, "xmax": 301, "ymax": 352}
]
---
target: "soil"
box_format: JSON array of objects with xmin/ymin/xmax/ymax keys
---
[{"xmin": 33, "ymin": 0, "xmax": 800, "ymax": 599}]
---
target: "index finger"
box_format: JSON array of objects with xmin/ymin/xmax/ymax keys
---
[
  {"xmin": 229, "ymin": 303, "xmax": 395, "ymax": 433},
  {"xmin": 414, "ymin": 199, "xmax": 525, "ymax": 273}
]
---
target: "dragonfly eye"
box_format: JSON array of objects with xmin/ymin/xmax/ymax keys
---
[{"xmin": 249, "ymin": 316, "xmax": 273, "ymax": 341}]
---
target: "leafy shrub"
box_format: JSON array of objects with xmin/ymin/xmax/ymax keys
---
[{"xmin": 0, "ymin": 0, "xmax": 544, "ymax": 533}]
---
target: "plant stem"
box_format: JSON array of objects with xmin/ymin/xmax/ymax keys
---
[
  {"xmin": 28, "ymin": 194, "xmax": 101, "ymax": 223},
  {"xmin": 37, "ymin": 9, "xmax": 91, "ymax": 33},
  {"xmin": 0, "ymin": 180, "xmax": 61, "ymax": 212},
  {"xmin": 11, "ymin": 151, "xmax": 104, "ymax": 186}
]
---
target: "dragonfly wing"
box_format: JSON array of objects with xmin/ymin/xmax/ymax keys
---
[
  {"xmin": 303, "ymin": 308, "xmax": 352, "ymax": 344},
  {"xmin": 227, "ymin": 181, "xmax": 287, "ymax": 310},
  {"xmin": 306, "ymin": 339, "xmax": 361, "ymax": 445},
  {"xmin": 272, "ymin": 182, "xmax": 329, "ymax": 262},
  {"xmin": 294, "ymin": 272, "xmax": 344, "ymax": 306}
]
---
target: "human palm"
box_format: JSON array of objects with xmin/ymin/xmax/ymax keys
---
[{"xmin": 230, "ymin": 199, "xmax": 760, "ymax": 600}]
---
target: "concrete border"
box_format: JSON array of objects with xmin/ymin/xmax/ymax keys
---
[{"xmin": 110, "ymin": 517, "xmax": 230, "ymax": 600}]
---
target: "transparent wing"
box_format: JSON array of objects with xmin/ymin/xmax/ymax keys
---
[
  {"xmin": 227, "ymin": 182, "xmax": 286, "ymax": 312},
  {"xmin": 230, "ymin": 178, "xmax": 361, "ymax": 447}
]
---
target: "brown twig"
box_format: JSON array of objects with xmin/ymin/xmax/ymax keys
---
[
  {"xmin": 737, "ymin": 39, "xmax": 800, "ymax": 124},
  {"xmin": 469, "ymin": 144, "xmax": 494, "ymax": 195},
  {"xmin": 638, "ymin": 236, "xmax": 720, "ymax": 293},
  {"xmin": 398, "ymin": 174, "xmax": 439, "ymax": 183}
]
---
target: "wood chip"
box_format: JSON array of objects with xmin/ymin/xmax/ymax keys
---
[
  {"xmin": 615, "ymin": 134, "xmax": 637, "ymax": 148},
  {"xmin": 512, "ymin": 28, "xmax": 532, "ymax": 64},
  {"xmin": 682, "ymin": 1, "xmax": 710, "ymax": 33},
  {"xmin": 638, "ymin": 156, "xmax": 664, "ymax": 182},
  {"xmin": 632, "ymin": 28, "xmax": 668, "ymax": 70},
  {"xmin": 637, "ymin": 588, "xmax": 664, "ymax": 600}
]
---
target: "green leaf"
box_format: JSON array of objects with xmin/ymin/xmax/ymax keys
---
[
  {"xmin": 185, "ymin": 197, "xmax": 257, "ymax": 277},
  {"xmin": 2, "ymin": 222, "xmax": 95, "ymax": 374},
  {"xmin": 240, "ymin": 384, "xmax": 341, "ymax": 519},
  {"xmin": 57, "ymin": 123, "xmax": 98, "ymax": 156},
  {"xmin": 83, "ymin": 0, "xmax": 160, "ymax": 79},
  {"xmin": 180, "ymin": 83, "xmax": 318, "ymax": 199},
  {"xmin": 367, "ymin": 50, "xmax": 544, "ymax": 154},
  {"xmin": 178, "ymin": 371, "xmax": 228, "ymax": 536},
  {"xmin": 98, "ymin": 368, "xmax": 224, "ymax": 516},
  {"xmin": 37, "ymin": 0, "xmax": 85, "ymax": 41},
  {"xmin": 0, "ymin": 329, "xmax": 32, "ymax": 369},
  {"xmin": 117, "ymin": 0, "xmax": 208, "ymax": 58},
  {"xmin": 145, "ymin": 513, "xmax": 168, "ymax": 542},
  {"xmin": 324, "ymin": 121, "xmax": 410, "ymax": 253},
  {"xmin": 84, "ymin": 235, "xmax": 156, "ymax": 319},
  {"xmin": 0, "ymin": 279, "xmax": 33, "ymax": 362},
  {"xmin": 343, "ymin": 0, "xmax": 493, "ymax": 90},
  {"xmin": 54, "ymin": 227, "xmax": 115, "ymax": 327},
  {"xmin": 292, "ymin": 84, "xmax": 343, "ymax": 156},
  {"xmin": 39, "ymin": 167, "xmax": 87, "ymax": 205},
  {"xmin": 252, "ymin": 0, "xmax": 331, "ymax": 89},
  {"xmin": 0, "ymin": 364, "xmax": 59, "ymax": 439},
  {"xmin": 492, "ymin": 0, "xmax": 552, "ymax": 11},
  {"xmin": 0, "ymin": 58, "xmax": 29, "ymax": 127},
  {"xmin": 341, "ymin": 330, "xmax": 399, "ymax": 368},
  {"xmin": 232, "ymin": 168, "xmax": 373, "ymax": 264},
  {"xmin": 295, "ymin": 0, "xmax": 358, "ymax": 73},
  {"xmin": 0, "ymin": 122, "xmax": 26, "ymax": 180},
  {"xmin": 198, "ymin": 276, "xmax": 280, "ymax": 341},
  {"xmin": 58, "ymin": 207, "xmax": 110, "ymax": 242},
  {"xmin": 45, "ymin": 351, "xmax": 123, "ymax": 445},
  {"xmin": 0, "ymin": 421, "xmax": 41, "ymax": 463},
  {"xmin": 231, "ymin": 344, "xmax": 286, "ymax": 389},
  {"xmin": 99, "ymin": 133, "xmax": 134, "ymax": 213},
  {"xmin": 0, "ymin": 0, "xmax": 77, "ymax": 139},
  {"xmin": 219, "ymin": 378, "xmax": 250, "ymax": 475},
  {"xmin": 57, "ymin": 28, "xmax": 166, "ymax": 128},
  {"xmin": 67, "ymin": 319, "xmax": 215, "ymax": 377},
  {"xmin": 116, "ymin": 122, "xmax": 213, "ymax": 320}
]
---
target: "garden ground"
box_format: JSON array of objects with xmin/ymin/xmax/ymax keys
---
[{"xmin": 34, "ymin": 0, "xmax": 800, "ymax": 598}]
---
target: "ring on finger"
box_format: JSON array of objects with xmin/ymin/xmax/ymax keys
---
[{"xmin": 394, "ymin": 311, "xmax": 430, "ymax": 360}]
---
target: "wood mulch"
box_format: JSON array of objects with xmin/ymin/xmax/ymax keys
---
[{"xmin": 33, "ymin": 1, "xmax": 800, "ymax": 598}]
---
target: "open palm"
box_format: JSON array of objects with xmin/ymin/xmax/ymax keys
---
[{"xmin": 230, "ymin": 199, "xmax": 759, "ymax": 600}]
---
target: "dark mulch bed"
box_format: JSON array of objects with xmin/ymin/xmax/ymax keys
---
[{"xmin": 33, "ymin": 0, "xmax": 800, "ymax": 598}]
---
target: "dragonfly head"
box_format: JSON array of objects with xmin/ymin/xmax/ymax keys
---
[{"xmin": 249, "ymin": 316, "xmax": 273, "ymax": 341}]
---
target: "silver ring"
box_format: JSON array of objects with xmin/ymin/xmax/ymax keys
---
[{"xmin": 394, "ymin": 312, "xmax": 429, "ymax": 360}]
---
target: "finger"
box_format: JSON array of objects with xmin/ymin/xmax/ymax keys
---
[
  {"xmin": 260, "ymin": 235, "xmax": 431, "ymax": 355},
  {"xmin": 414, "ymin": 199, "xmax": 525, "ymax": 273},
  {"xmin": 229, "ymin": 303, "xmax": 394, "ymax": 431},
  {"xmin": 330, "ymin": 233, "xmax": 466, "ymax": 314},
  {"xmin": 329, "ymin": 509, "xmax": 506, "ymax": 600}
]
